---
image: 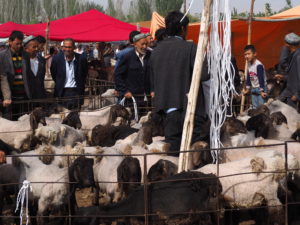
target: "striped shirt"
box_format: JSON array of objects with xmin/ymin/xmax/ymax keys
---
[{"xmin": 11, "ymin": 53, "xmax": 26, "ymax": 97}]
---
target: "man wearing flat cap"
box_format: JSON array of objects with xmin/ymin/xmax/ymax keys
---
[
  {"xmin": 278, "ymin": 32, "xmax": 300, "ymax": 109},
  {"xmin": 23, "ymin": 36, "xmax": 46, "ymax": 100},
  {"xmin": 114, "ymin": 31, "xmax": 151, "ymax": 117},
  {"xmin": 0, "ymin": 30, "xmax": 32, "ymax": 119}
]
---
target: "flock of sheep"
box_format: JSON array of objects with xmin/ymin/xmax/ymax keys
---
[{"xmin": 1, "ymin": 94, "xmax": 300, "ymax": 225}]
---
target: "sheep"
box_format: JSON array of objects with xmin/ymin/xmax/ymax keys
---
[
  {"xmin": 270, "ymin": 111, "xmax": 288, "ymax": 125},
  {"xmin": 93, "ymin": 147, "xmax": 125, "ymax": 205},
  {"xmin": 197, "ymin": 150, "xmax": 300, "ymax": 225},
  {"xmin": 18, "ymin": 153, "xmax": 95, "ymax": 224},
  {"xmin": 130, "ymin": 146, "xmax": 178, "ymax": 182},
  {"xmin": 36, "ymin": 144, "xmax": 55, "ymax": 165},
  {"xmin": 0, "ymin": 108, "xmax": 46, "ymax": 149},
  {"xmin": 79, "ymin": 105, "xmax": 130, "ymax": 130},
  {"xmin": 90, "ymin": 124, "xmax": 138, "ymax": 147},
  {"xmin": 101, "ymin": 89, "xmax": 117, "ymax": 107},
  {"xmin": 266, "ymin": 99, "xmax": 300, "ymax": 132},
  {"xmin": 34, "ymin": 124, "xmax": 86, "ymax": 147},
  {"xmin": 117, "ymin": 157, "xmax": 141, "ymax": 199},
  {"xmin": 147, "ymin": 159, "xmax": 178, "ymax": 182},
  {"xmin": 0, "ymin": 158, "xmax": 22, "ymax": 225},
  {"xmin": 221, "ymin": 139, "xmax": 300, "ymax": 164}
]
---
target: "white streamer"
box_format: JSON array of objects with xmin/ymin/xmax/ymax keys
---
[
  {"xmin": 207, "ymin": 0, "xmax": 237, "ymax": 163},
  {"xmin": 15, "ymin": 180, "xmax": 32, "ymax": 225},
  {"xmin": 119, "ymin": 97, "xmax": 139, "ymax": 122},
  {"xmin": 180, "ymin": 0, "xmax": 195, "ymax": 23}
]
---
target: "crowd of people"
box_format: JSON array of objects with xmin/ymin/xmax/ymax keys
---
[{"xmin": 0, "ymin": 10, "xmax": 300, "ymax": 153}]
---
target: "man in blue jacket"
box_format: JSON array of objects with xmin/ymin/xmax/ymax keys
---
[{"xmin": 50, "ymin": 38, "xmax": 88, "ymax": 110}]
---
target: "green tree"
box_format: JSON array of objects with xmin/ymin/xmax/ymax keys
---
[
  {"xmin": 136, "ymin": 0, "xmax": 152, "ymax": 21},
  {"xmin": 265, "ymin": 3, "xmax": 272, "ymax": 16},
  {"xmin": 106, "ymin": 0, "xmax": 117, "ymax": 18},
  {"xmin": 286, "ymin": 0, "xmax": 292, "ymax": 8},
  {"xmin": 155, "ymin": 0, "xmax": 183, "ymax": 17}
]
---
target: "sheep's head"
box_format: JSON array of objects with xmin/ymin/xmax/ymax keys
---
[
  {"xmin": 37, "ymin": 145, "xmax": 55, "ymax": 165},
  {"xmin": 62, "ymin": 111, "xmax": 82, "ymax": 130},
  {"xmin": 35, "ymin": 127, "xmax": 58, "ymax": 144},
  {"xmin": 30, "ymin": 107, "xmax": 47, "ymax": 131},
  {"xmin": 250, "ymin": 157, "xmax": 266, "ymax": 174}
]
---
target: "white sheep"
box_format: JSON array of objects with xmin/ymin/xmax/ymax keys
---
[
  {"xmin": 0, "ymin": 108, "xmax": 46, "ymax": 149},
  {"xmin": 197, "ymin": 150, "xmax": 300, "ymax": 224},
  {"xmin": 35, "ymin": 124, "xmax": 85, "ymax": 147},
  {"xmin": 93, "ymin": 147, "xmax": 124, "ymax": 204},
  {"xmin": 267, "ymin": 99, "xmax": 300, "ymax": 132},
  {"xmin": 18, "ymin": 152, "xmax": 68, "ymax": 221}
]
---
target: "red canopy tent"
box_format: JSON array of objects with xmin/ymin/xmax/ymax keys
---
[{"xmin": 0, "ymin": 10, "xmax": 150, "ymax": 42}]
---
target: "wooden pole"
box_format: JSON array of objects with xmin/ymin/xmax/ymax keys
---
[
  {"xmin": 44, "ymin": 17, "xmax": 50, "ymax": 77},
  {"xmin": 178, "ymin": 0, "xmax": 212, "ymax": 173},
  {"xmin": 240, "ymin": 0, "xmax": 255, "ymax": 113}
]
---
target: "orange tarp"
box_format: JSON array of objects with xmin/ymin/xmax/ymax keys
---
[
  {"xmin": 186, "ymin": 19, "xmax": 300, "ymax": 69},
  {"xmin": 150, "ymin": 7, "xmax": 300, "ymax": 70}
]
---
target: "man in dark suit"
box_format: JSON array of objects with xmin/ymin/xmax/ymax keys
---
[
  {"xmin": 23, "ymin": 36, "xmax": 46, "ymax": 100},
  {"xmin": 50, "ymin": 38, "xmax": 88, "ymax": 110},
  {"xmin": 114, "ymin": 32, "xmax": 151, "ymax": 117},
  {"xmin": 0, "ymin": 30, "xmax": 32, "ymax": 119},
  {"xmin": 278, "ymin": 33, "xmax": 300, "ymax": 109},
  {"xmin": 150, "ymin": 11, "xmax": 210, "ymax": 154}
]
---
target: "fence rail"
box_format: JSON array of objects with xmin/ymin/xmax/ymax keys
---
[{"xmin": 0, "ymin": 142, "xmax": 298, "ymax": 225}]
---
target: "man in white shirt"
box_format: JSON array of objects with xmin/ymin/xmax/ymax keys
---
[{"xmin": 50, "ymin": 38, "xmax": 88, "ymax": 109}]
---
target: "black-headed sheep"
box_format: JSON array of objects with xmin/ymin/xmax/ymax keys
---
[
  {"xmin": 117, "ymin": 157, "xmax": 141, "ymax": 199},
  {"xmin": 62, "ymin": 111, "xmax": 82, "ymax": 129},
  {"xmin": 91, "ymin": 124, "xmax": 138, "ymax": 147},
  {"xmin": 147, "ymin": 159, "xmax": 178, "ymax": 182}
]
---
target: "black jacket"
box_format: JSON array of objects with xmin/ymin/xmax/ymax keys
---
[
  {"xmin": 28, "ymin": 54, "xmax": 46, "ymax": 99},
  {"xmin": 150, "ymin": 37, "xmax": 210, "ymax": 114},
  {"xmin": 114, "ymin": 49, "xmax": 151, "ymax": 96},
  {"xmin": 285, "ymin": 48, "xmax": 300, "ymax": 98},
  {"xmin": 50, "ymin": 52, "xmax": 88, "ymax": 97}
]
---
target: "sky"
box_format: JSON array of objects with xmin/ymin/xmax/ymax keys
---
[{"xmin": 91, "ymin": 0, "xmax": 300, "ymax": 14}]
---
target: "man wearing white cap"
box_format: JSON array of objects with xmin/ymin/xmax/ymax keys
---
[
  {"xmin": 114, "ymin": 32, "xmax": 151, "ymax": 116},
  {"xmin": 278, "ymin": 32, "xmax": 300, "ymax": 109},
  {"xmin": 23, "ymin": 36, "xmax": 46, "ymax": 100}
]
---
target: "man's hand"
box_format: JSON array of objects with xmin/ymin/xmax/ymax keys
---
[
  {"xmin": 124, "ymin": 92, "xmax": 133, "ymax": 98},
  {"xmin": 3, "ymin": 99, "xmax": 12, "ymax": 107},
  {"xmin": 261, "ymin": 92, "xmax": 267, "ymax": 98},
  {"xmin": 291, "ymin": 95, "xmax": 298, "ymax": 102},
  {"xmin": 274, "ymin": 74, "xmax": 284, "ymax": 80},
  {"xmin": 242, "ymin": 89, "xmax": 249, "ymax": 95},
  {"xmin": 151, "ymin": 92, "xmax": 155, "ymax": 98}
]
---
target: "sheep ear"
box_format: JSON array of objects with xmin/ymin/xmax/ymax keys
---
[{"xmin": 30, "ymin": 113, "xmax": 38, "ymax": 131}]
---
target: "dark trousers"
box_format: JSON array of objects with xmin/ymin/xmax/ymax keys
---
[
  {"xmin": 61, "ymin": 88, "xmax": 82, "ymax": 110},
  {"xmin": 164, "ymin": 110, "xmax": 209, "ymax": 156}
]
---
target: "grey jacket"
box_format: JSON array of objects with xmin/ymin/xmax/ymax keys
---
[
  {"xmin": 285, "ymin": 48, "xmax": 300, "ymax": 98},
  {"xmin": 0, "ymin": 48, "xmax": 31, "ymax": 100}
]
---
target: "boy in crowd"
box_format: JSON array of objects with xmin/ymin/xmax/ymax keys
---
[{"xmin": 243, "ymin": 45, "xmax": 267, "ymax": 109}]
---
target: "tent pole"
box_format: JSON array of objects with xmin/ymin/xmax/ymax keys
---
[
  {"xmin": 45, "ymin": 17, "xmax": 50, "ymax": 77},
  {"xmin": 178, "ymin": 0, "xmax": 212, "ymax": 173},
  {"xmin": 184, "ymin": 0, "xmax": 187, "ymax": 13},
  {"xmin": 240, "ymin": 0, "xmax": 255, "ymax": 113}
]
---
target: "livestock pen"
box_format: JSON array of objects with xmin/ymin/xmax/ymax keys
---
[{"xmin": 1, "ymin": 142, "xmax": 299, "ymax": 225}]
